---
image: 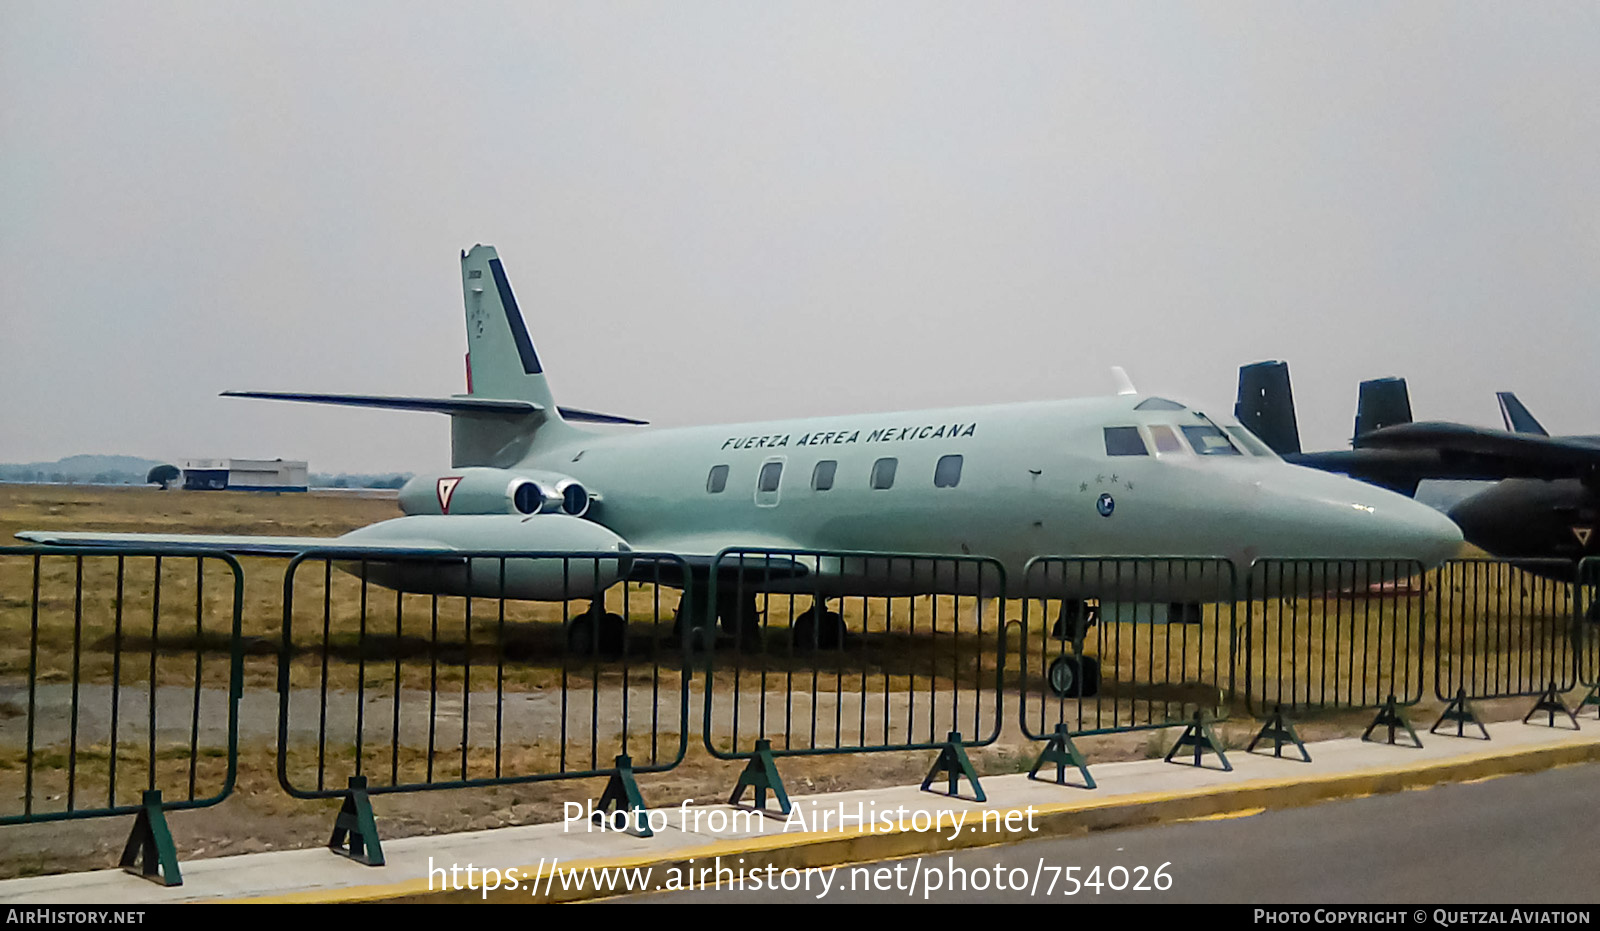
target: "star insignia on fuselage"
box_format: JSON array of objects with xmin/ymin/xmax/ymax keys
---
[{"xmin": 1079, "ymin": 482, "xmax": 1088, "ymax": 493}]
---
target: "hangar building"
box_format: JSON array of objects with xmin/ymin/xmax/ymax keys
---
[{"xmin": 182, "ymin": 458, "xmax": 308, "ymax": 492}]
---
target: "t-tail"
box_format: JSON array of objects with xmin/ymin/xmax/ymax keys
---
[
  {"xmin": 221, "ymin": 244, "xmax": 646, "ymax": 468},
  {"xmin": 1234, "ymin": 360, "xmax": 1302, "ymax": 455}
]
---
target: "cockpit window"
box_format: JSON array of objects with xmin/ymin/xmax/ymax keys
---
[
  {"xmin": 1103, "ymin": 426, "xmax": 1149, "ymax": 456},
  {"xmin": 1134, "ymin": 397, "xmax": 1187, "ymax": 411},
  {"xmin": 1180, "ymin": 424, "xmax": 1243, "ymax": 456},
  {"xmin": 1148, "ymin": 424, "xmax": 1185, "ymax": 453},
  {"xmin": 1225, "ymin": 426, "xmax": 1276, "ymax": 458}
]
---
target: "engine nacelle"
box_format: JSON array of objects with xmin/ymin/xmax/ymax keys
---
[
  {"xmin": 399, "ymin": 468, "xmax": 593, "ymax": 518},
  {"xmin": 334, "ymin": 514, "xmax": 630, "ymax": 599}
]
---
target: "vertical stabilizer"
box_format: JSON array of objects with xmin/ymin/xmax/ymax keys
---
[
  {"xmin": 452, "ymin": 245, "xmax": 578, "ymax": 467},
  {"xmin": 1354, "ymin": 377, "xmax": 1413, "ymax": 439},
  {"xmin": 1497, "ymin": 392, "xmax": 1549, "ymax": 436},
  {"xmin": 461, "ymin": 245, "xmax": 559, "ymax": 408},
  {"xmin": 1234, "ymin": 361, "xmax": 1302, "ymax": 455}
]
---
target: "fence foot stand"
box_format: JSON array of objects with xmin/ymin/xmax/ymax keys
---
[
  {"xmin": 1523, "ymin": 682, "xmax": 1579, "ymax": 730},
  {"xmin": 1165, "ymin": 712, "xmax": 1232, "ymax": 771},
  {"xmin": 1431, "ymin": 688, "xmax": 1489, "ymax": 740},
  {"xmin": 1247, "ymin": 705, "xmax": 1311, "ymax": 762},
  {"xmin": 729, "ymin": 739, "xmax": 792, "ymax": 816},
  {"xmin": 594, "ymin": 755, "xmax": 654, "ymax": 838},
  {"xmin": 329, "ymin": 775, "xmax": 385, "ymax": 866},
  {"xmin": 120, "ymin": 789, "xmax": 182, "ymax": 886},
  {"xmin": 1362, "ymin": 694, "xmax": 1422, "ymax": 747},
  {"xmin": 1579, "ymin": 684, "xmax": 1600, "ymax": 721},
  {"xmin": 922, "ymin": 731, "xmax": 986, "ymax": 802},
  {"xmin": 1028, "ymin": 724, "xmax": 1095, "ymax": 789}
]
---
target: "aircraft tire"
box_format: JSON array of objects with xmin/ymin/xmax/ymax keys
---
[
  {"xmin": 672, "ymin": 611, "xmax": 717, "ymax": 653},
  {"xmin": 567, "ymin": 611, "xmax": 626, "ymax": 657},
  {"xmin": 1047, "ymin": 655, "xmax": 1100, "ymax": 699},
  {"xmin": 792, "ymin": 608, "xmax": 846, "ymax": 650},
  {"xmin": 718, "ymin": 595, "xmax": 765, "ymax": 649}
]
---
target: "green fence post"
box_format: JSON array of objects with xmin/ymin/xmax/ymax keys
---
[
  {"xmin": 1523, "ymin": 682, "xmax": 1579, "ymax": 730},
  {"xmin": 1028, "ymin": 724, "xmax": 1095, "ymax": 789},
  {"xmin": 120, "ymin": 790, "xmax": 182, "ymax": 886},
  {"xmin": 922, "ymin": 732, "xmax": 985, "ymax": 802},
  {"xmin": 1430, "ymin": 688, "xmax": 1489, "ymax": 740},
  {"xmin": 1362, "ymin": 694, "xmax": 1422, "ymax": 747},
  {"xmin": 1247, "ymin": 705, "xmax": 1311, "ymax": 762},
  {"xmin": 729, "ymin": 739, "xmax": 791, "ymax": 815},
  {"xmin": 594, "ymin": 754, "xmax": 653, "ymax": 838},
  {"xmin": 1165, "ymin": 711, "xmax": 1232, "ymax": 771},
  {"xmin": 329, "ymin": 775, "xmax": 385, "ymax": 866}
]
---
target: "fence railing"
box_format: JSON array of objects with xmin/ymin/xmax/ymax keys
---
[
  {"xmin": 1243, "ymin": 559, "xmax": 1428, "ymax": 717},
  {"xmin": 277, "ymin": 549, "xmax": 692, "ymax": 845},
  {"xmin": 1017, "ymin": 557, "xmax": 1237, "ymax": 741},
  {"xmin": 1434, "ymin": 559, "xmax": 1578, "ymax": 703},
  {"xmin": 0, "ymin": 547, "xmax": 244, "ymax": 884}
]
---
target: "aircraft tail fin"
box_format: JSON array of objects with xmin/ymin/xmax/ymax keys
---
[
  {"xmin": 1497, "ymin": 392, "xmax": 1548, "ymax": 435},
  {"xmin": 1354, "ymin": 377, "xmax": 1413, "ymax": 439},
  {"xmin": 454, "ymin": 245, "xmax": 583, "ymax": 466},
  {"xmin": 1234, "ymin": 361, "xmax": 1302, "ymax": 455}
]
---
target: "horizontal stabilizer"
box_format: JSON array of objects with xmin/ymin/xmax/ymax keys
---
[
  {"xmin": 223, "ymin": 391, "xmax": 646, "ymax": 425},
  {"xmin": 222, "ymin": 391, "xmax": 540, "ymax": 416},
  {"xmin": 14, "ymin": 531, "xmax": 455, "ymax": 557}
]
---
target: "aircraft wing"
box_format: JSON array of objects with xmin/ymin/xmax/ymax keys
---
[{"xmin": 12, "ymin": 531, "xmax": 457, "ymax": 557}]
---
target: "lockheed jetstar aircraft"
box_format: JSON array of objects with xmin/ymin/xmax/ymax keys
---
[
  {"xmin": 1235, "ymin": 360, "xmax": 1599, "ymax": 597},
  {"xmin": 21, "ymin": 248, "xmax": 1462, "ymax": 654}
]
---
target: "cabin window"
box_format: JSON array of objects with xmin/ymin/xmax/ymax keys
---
[
  {"xmin": 1225, "ymin": 426, "xmax": 1275, "ymax": 457},
  {"xmin": 707, "ymin": 464, "xmax": 730, "ymax": 493},
  {"xmin": 871, "ymin": 457, "xmax": 898, "ymax": 490},
  {"xmin": 758, "ymin": 461, "xmax": 783, "ymax": 493},
  {"xmin": 1180, "ymin": 424, "xmax": 1243, "ymax": 456},
  {"xmin": 1148, "ymin": 425, "xmax": 1185, "ymax": 454},
  {"xmin": 1103, "ymin": 426, "xmax": 1149, "ymax": 456},
  {"xmin": 812, "ymin": 460, "xmax": 837, "ymax": 491},
  {"xmin": 934, "ymin": 454, "xmax": 963, "ymax": 488}
]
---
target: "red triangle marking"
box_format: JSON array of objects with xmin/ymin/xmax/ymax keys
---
[{"xmin": 437, "ymin": 476, "xmax": 462, "ymax": 513}]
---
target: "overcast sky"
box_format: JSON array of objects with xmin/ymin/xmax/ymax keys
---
[{"xmin": 2, "ymin": 3, "xmax": 1596, "ymax": 474}]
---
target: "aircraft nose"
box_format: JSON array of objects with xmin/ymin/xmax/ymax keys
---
[{"xmin": 1256, "ymin": 470, "xmax": 1463, "ymax": 565}]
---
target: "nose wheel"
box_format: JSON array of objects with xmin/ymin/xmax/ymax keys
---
[{"xmin": 1047, "ymin": 654, "xmax": 1100, "ymax": 698}]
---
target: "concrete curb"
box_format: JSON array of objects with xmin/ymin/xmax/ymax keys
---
[{"xmin": 228, "ymin": 733, "xmax": 1600, "ymax": 904}]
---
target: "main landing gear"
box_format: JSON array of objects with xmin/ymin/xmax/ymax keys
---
[
  {"xmin": 1047, "ymin": 599, "xmax": 1100, "ymax": 699},
  {"xmin": 566, "ymin": 601, "xmax": 626, "ymax": 656},
  {"xmin": 790, "ymin": 604, "xmax": 846, "ymax": 650}
]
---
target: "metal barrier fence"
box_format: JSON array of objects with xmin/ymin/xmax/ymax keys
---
[
  {"xmin": 278, "ymin": 549, "xmax": 691, "ymax": 848},
  {"xmin": 702, "ymin": 549, "xmax": 1006, "ymax": 804},
  {"xmin": 1578, "ymin": 558, "xmax": 1600, "ymax": 713},
  {"xmin": 0, "ymin": 547, "xmax": 244, "ymax": 884},
  {"xmin": 1244, "ymin": 559, "xmax": 1428, "ymax": 718},
  {"xmin": 1017, "ymin": 557, "xmax": 1237, "ymax": 742},
  {"xmin": 1434, "ymin": 559, "xmax": 1577, "ymax": 704}
]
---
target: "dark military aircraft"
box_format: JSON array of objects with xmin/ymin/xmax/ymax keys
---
[{"xmin": 1234, "ymin": 361, "xmax": 1600, "ymax": 602}]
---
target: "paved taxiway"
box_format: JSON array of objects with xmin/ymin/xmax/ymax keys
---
[{"xmin": 620, "ymin": 760, "xmax": 1600, "ymax": 903}]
